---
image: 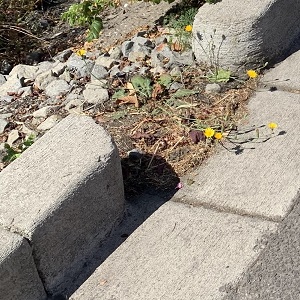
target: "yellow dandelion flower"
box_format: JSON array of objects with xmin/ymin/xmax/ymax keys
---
[
  {"xmin": 204, "ymin": 127, "xmax": 215, "ymax": 138},
  {"xmin": 247, "ymin": 69, "xmax": 258, "ymax": 78},
  {"xmin": 185, "ymin": 25, "xmax": 193, "ymax": 32},
  {"xmin": 214, "ymin": 132, "xmax": 223, "ymax": 140},
  {"xmin": 268, "ymin": 122, "xmax": 278, "ymax": 130},
  {"xmin": 76, "ymin": 49, "xmax": 87, "ymax": 57}
]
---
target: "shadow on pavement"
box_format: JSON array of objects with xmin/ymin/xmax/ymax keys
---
[{"xmin": 59, "ymin": 153, "xmax": 179, "ymax": 299}]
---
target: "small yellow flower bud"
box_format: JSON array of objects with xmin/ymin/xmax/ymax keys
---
[
  {"xmin": 247, "ymin": 69, "xmax": 258, "ymax": 78},
  {"xmin": 185, "ymin": 25, "xmax": 193, "ymax": 32},
  {"xmin": 214, "ymin": 132, "xmax": 223, "ymax": 140}
]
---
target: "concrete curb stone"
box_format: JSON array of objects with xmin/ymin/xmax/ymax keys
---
[
  {"xmin": 192, "ymin": 0, "xmax": 300, "ymax": 73},
  {"xmin": 0, "ymin": 114, "xmax": 125, "ymax": 296},
  {"xmin": 0, "ymin": 228, "xmax": 47, "ymax": 300}
]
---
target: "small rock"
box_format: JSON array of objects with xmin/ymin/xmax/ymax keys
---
[
  {"xmin": 173, "ymin": 50, "xmax": 195, "ymax": 67},
  {"xmin": 59, "ymin": 69, "xmax": 72, "ymax": 83},
  {"xmin": 0, "ymin": 74, "xmax": 6, "ymax": 85},
  {"xmin": 65, "ymin": 99, "xmax": 83, "ymax": 113},
  {"xmin": 150, "ymin": 66, "xmax": 166, "ymax": 75},
  {"xmin": 170, "ymin": 66, "xmax": 182, "ymax": 77},
  {"xmin": 121, "ymin": 41, "xmax": 134, "ymax": 57},
  {"xmin": 0, "ymin": 75, "xmax": 23, "ymax": 97},
  {"xmin": 45, "ymin": 80, "xmax": 70, "ymax": 98},
  {"xmin": 109, "ymin": 47, "xmax": 122, "ymax": 60},
  {"xmin": 131, "ymin": 36, "xmax": 155, "ymax": 49},
  {"xmin": 83, "ymin": 83, "xmax": 109, "ymax": 104},
  {"xmin": 37, "ymin": 61, "xmax": 60, "ymax": 74},
  {"xmin": 151, "ymin": 45, "xmax": 175, "ymax": 68},
  {"xmin": 0, "ymin": 118, "xmax": 8, "ymax": 134},
  {"xmin": 66, "ymin": 54, "xmax": 95, "ymax": 78},
  {"xmin": 8, "ymin": 64, "xmax": 39, "ymax": 79},
  {"xmin": 55, "ymin": 49, "xmax": 73, "ymax": 63},
  {"xmin": 6, "ymin": 129, "xmax": 19, "ymax": 146},
  {"xmin": 21, "ymin": 125, "xmax": 36, "ymax": 136},
  {"xmin": 138, "ymin": 66, "xmax": 149, "ymax": 75},
  {"xmin": 32, "ymin": 106, "xmax": 58, "ymax": 118},
  {"xmin": 128, "ymin": 51, "xmax": 146, "ymax": 62},
  {"xmin": 169, "ymin": 82, "xmax": 184, "ymax": 91},
  {"xmin": 127, "ymin": 148, "xmax": 144, "ymax": 161},
  {"xmin": 35, "ymin": 71, "xmax": 56, "ymax": 90},
  {"xmin": 37, "ymin": 115, "xmax": 62, "ymax": 131},
  {"xmin": 18, "ymin": 86, "xmax": 33, "ymax": 97},
  {"xmin": 90, "ymin": 65, "xmax": 108, "ymax": 82},
  {"xmin": 0, "ymin": 96, "xmax": 13, "ymax": 103},
  {"xmin": 205, "ymin": 83, "xmax": 221, "ymax": 93},
  {"xmin": 109, "ymin": 65, "xmax": 121, "ymax": 77},
  {"xmin": 95, "ymin": 56, "xmax": 115, "ymax": 69},
  {"xmin": 155, "ymin": 36, "xmax": 168, "ymax": 46},
  {"xmin": 51, "ymin": 62, "xmax": 67, "ymax": 77}
]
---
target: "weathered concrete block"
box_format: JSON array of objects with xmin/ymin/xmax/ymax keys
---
[
  {"xmin": 0, "ymin": 228, "xmax": 46, "ymax": 300},
  {"xmin": 0, "ymin": 115, "xmax": 125, "ymax": 296},
  {"xmin": 192, "ymin": 0, "xmax": 300, "ymax": 73}
]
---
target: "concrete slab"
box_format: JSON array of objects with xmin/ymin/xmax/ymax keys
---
[
  {"xmin": 261, "ymin": 49, "xmax": 300, "ymax": 91},
  {"xmin": 0, "ymin": 115, "xmax": 125, "ymax": 295},
  {"xmin": 0, "ymin": 228, "xmax": 46, "ymax": 300},
  {"xmin": 192, "ymin": 0, "xmax": 300, "ymax": 73},
  {"xmin": 70, "ymin": 201, "xmax": 276, "ymax": 300},
  {"xmin": 223, "ymin": 194, "xmax": 300, "ymax": 300},
  {"xmin": 175, "ymin": 90, "xmax": 300, "ymax": 221}
]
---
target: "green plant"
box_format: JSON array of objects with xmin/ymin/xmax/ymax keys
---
[
  {"xmin": 2, "ymin": 134, "xmax": 35, "ymax": 163},
  {"xmin": 131, "ymin": 75, "xmax": 153, "ymax": 100},
  {"xmin": 62, "ymin": 0, "xmax": 117, "ymax": 41}
]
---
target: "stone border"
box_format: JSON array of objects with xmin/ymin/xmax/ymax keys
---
[{"xmin": 0, "ymin": 115, "xmax": 125, "ymax": 298}]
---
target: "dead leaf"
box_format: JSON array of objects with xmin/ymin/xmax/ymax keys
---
[
  {"xmin": 171, "ymin": 41, "xmax": 183, "ymax": 52},
  {"xmin": 152, "ymin": 83, "xmax": 164, "ymax": 99},
  {"xmin": 156, "ymin": 43, "xmax": 167, "ymax": 52},
  {"xmin": 125, "ymin": 82, "xmax": 136, "ymax": 96},
  {"xmin": 189, "ymin": 130, "xmax": 205, "ymax": 144},
  {"xmin": 116, "ymin": 95, "xmax": 139, "ymax": 108}
]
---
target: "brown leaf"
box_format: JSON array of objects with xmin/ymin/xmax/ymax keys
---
[
  {"xmin": 152, "ymin": 83, "xmax": 164, "ymax": 99},
  {"xmin": 116, "ymin": 95, "xmax": 139, "ymax": 108},
  {"xmin": 156, "ymin": 43, "xmax": 167, "ymax": 52},
  {"xmin": 171, "ymin": 41, "xmax": 183, "ymax": 52},
  {"xmin": 189, "ymin": 130, "xmax": 205, "ymax": 144}
]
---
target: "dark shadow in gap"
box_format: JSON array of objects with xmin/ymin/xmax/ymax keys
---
[{"xmin": 58, "ymin": 153, "xmax": 179, "ymax": 299}]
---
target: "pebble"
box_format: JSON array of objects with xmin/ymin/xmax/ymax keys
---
[
  {"xmin": 6, "ymin": 129, "xmax": 19, "ymax": 146},
  {"xmin": 83, "ymin": 83, "xmax": 109, "ymax": 105},
  {"xmin": 205, "ymin": 83, "xmax": 221, "ymax": 93},
  {"xmin": 45, "ymin": 79, "xmax": 70, "ymax": 98},
  {"xmin": 0, "ymin": 118, "xmax": 8, "ymax": 134},
  {"xmin": 37, "ymin": 115, "xmax": 62, "ymax": 131}
]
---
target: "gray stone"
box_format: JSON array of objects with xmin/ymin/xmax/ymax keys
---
[
  {"xmin": 131, "ymin": 36, "xmax": 155, "ymax": 49},
  {"xmin": 151, "ymin": 44, "xmax": 175, "ymax": 68},
  {"xmin": 66, "ymin": 54, "xmax": 95, "ymax": 78},
  {"xmin": 109, "ymin": 65, "xmax": 121, "ymax": 77},
  {"xmin": 169, "ymin": 82, "xmax": 184, "ymax": 91},
  {"xmin": 95, "ymin": 56, "xmax": 115, "ymax": 69},
  {"xmin": 65, "ymin": 99, "xmax": 83, "ymax": 113},
  {"xmin": 128, "ymin": 51, "xmax": 147, "ymax": 62},
  {"xmin": 0, "ymin": 74, "xmax": 6, "ymax": 85},
  {"xmin": 32, "ymin": 106, "xmax": 59, "ymax": 118},
  {"xmin": 0, "ymin": 115, "xmax": 124, "ymax": 295},
  {"xmin": 18, "ymin": 86, "xmax": 33, "ymax": 97},
  {"xmin": 37, "ymin": 61, "xmax": 60, "ymax": 74},
  {"xmin": 121, "ymin": 41, "xmax": 135, "ymax": 57},
  {"xmin": 90, "ymin": 64, "xmax": 108, "ymax": 82},
  {"xmin": 173, "ymin": 50, "xmax": 195, "ymax": 67},
  {"xmin": 8, "ymin": 64, "xmax": 39, "ymax": 79},
  {"xmin": 37, "ymin": 115, "xmax": 62, "ymax": 131},
  {"xmin": 109, "ymin": 46, "xmax": 122, "ymax": 60},
  {"xmin": 0, "ymin": 75, "xmax": 23, "ymax": 97},
  {"xmin": 83, "ymin": 83, "xmax": 109, "ymax": 104},
  {"xmin": 45, "ymin": 80, "xmax": 70, "ymax": 98},
  {"xmin": 51, "ymin": 62, "xmax": 67, "ymax": 77},
  {"xmin": 205, "ymin": 83, "xmax": 221, "ymax": 93},
  {"xmin": 192, "ymin": 0, "xmax": 300, "ymax": 73},
  {"xmin": 170, "ymin": 66, "xmax": 182, "ymax": 77},
  {"xmin": 0, "ymin": 96, "xmax": 13, "ymax": 103},
  {"xmin": 155, "ymin": 35, "xmax": 168, "ymax": 46},
  {"xmin": 0, "ymin": 228, "xmax": 47, "ymax": 300},
  {"xmin": 0, "ymin": 118, "xmax": 8, "ymax": 134},
  {"xmin": 34, "ymin": 70, "xmax": 56, "ymax": 90},
  {"xmin": 6, "ymin": 129, "xmax": 19, "ymax": 146},
  {"xmin": 55, "ymin": 49, "xmax": 73, "ymax": 63}
]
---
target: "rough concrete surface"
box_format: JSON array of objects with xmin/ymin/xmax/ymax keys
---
[
  {"xmin": 0, "ymin": 228, "xmax": 46, "ymax": 300},
  {"xmin": 0, "ymin": 115, "xmax": 125, "ymax": 296},
  {"xmin": 223, "ymin": 195, "xmax": 300, "ymax": 300},
  {"xmin": 261, "ymin": 50, "xmax": 300, "ymax": 91},
  {"xmin": 192, "ymin": 0, "xmax": 300, "ymax": 73},
  {"xmin": 70, "ymin": 201, "xmax": 277, "ymax": 300},
  {"xmin": 175, "ymin": 90, "xmax": 300, "ymax": 221}
]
